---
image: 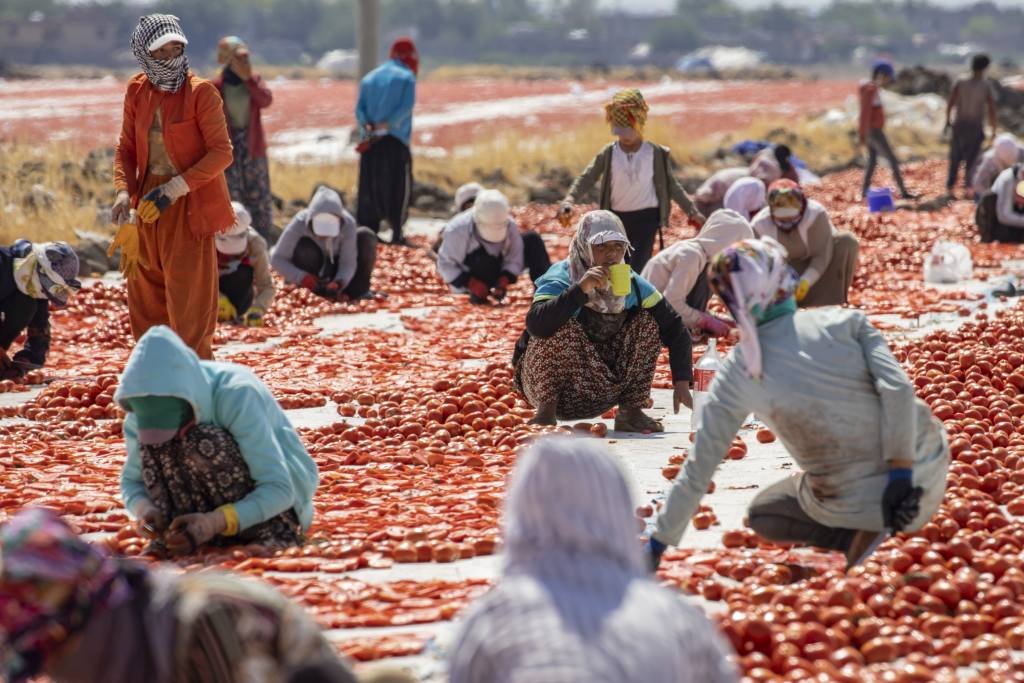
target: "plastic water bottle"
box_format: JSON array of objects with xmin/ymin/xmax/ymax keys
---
[{"xmin": 691, "ymin": 338, "xmax": 722, "ymax": 432}]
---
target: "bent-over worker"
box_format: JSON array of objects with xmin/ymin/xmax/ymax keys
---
[{"xmin": 216, "ymin": 202, "xmax": 275, "ymax": 326}]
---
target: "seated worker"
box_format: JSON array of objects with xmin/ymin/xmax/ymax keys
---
[
  {"xmin": 216, "ymin": 201, "xmax": 275, "ymax": 327},
  {"xmin": 437, "ymin": 189, "xmax": 550, "ymax": 304},
  {"xmin": 722, "ymin": 176, "xmax": 767, "ymax": 221},
  {"xmin": 694, "ymin": 167, "xmax": 748, "ymax": 218},
  {"xmin": 0, "ymin": 508, "xmax": 356, "ymax": 683},
  {"xmin": 0, "ymin": 240, "xmax": 80, "ymax": 379},
  {"xmin": 751, "ymin": 180, "xmax": 859, "ymax": 307},
  {"xmin": 749, "ymin": 144, "xmax": 800, "ymax": 185},
  {"xmin": 978, "ymin": 163, "xmax": 1024, "ymax": 243},
  {"xmin": 449, "ymin": 437, "xmax": 739, "ymax": 683},
  {"xmin": 271, "ymin": 185, "xmax": 378, "ymax": 301},
  {"xmin": 641, "ymin": 209, "xmax": 753, "ymax": 339},
  {"xmin": 512, "ymin": 210, "xmax": 693, "ymax": 433},
  {"xmin": 648, "ymin": 238, "xmax": 949, "ymax": 571},
  {"xmin": 117, "ymin": 326, "xmax": 319, "ymax": 556},
  {"xmin": 972, "ymin": 133, "xmax": 1024, "ymax": 197},
  {"xmin": 560, "ymin": 89, "xmax": 705, "ymax": 274}
]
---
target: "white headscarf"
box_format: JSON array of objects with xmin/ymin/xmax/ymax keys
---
[
  {"xmin": 503, "ymin": 436, "xmax": 645, "ymax": 577},
  {"xmin": 995, "ymin": 133, "xmax": 1020, "ymax": 167},
  {"xmin": 455, "ymin": 182, "xmax": 484, "ymax": 211},
  {"xmin": 709, "ymin": 236, "xmax": 799, "ymax": 380},
  {"xmin": 569, "ymin": 210, "xmax": 632, "ymax": 314},
  {"xmin": 472, "ymin": 189, "xmax": 510, "ymax": 243},
  {"xmin": 723, "ymin": 176, "xmax": 767, "ymax": 221}
]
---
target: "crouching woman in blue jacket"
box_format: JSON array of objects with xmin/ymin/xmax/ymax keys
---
[{"xmin": 117, "ymin": 326, "xmax": 319, "ymax": 555}]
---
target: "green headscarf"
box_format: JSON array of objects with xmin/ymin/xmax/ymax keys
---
[{"xmin": 123, "ymin": 396, "xmax": 191, "ymax": 445}]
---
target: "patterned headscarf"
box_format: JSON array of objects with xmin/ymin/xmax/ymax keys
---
[
  {"xmin": 710, "ymin": 237, "xmax": 799, "ymax": 380},
  {"xmin": 0, "ymin": 508, "xmax": 136, "ymax": 683},
  {"xmin": 604, "ymin": 88, "xmax": 649, "ymax": 134},
  {"xmin": 569, "ymin": 210, "xmax": 632, "ymax": 314},
  {"xmin": 130, "ymin": 14, "xmax": 190, "ymax": 93},
  {"xmin": 12, "ymin": 242, "xmax": 81, "ymax": 308},
  {"xmin": 767, "ymin": 179, "xmax": 807, "ymax": 231}
]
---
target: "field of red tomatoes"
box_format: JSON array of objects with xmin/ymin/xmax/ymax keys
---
[{"xmin": 4, "ymin": 159, "xmax": 1024, "ymax": 671}]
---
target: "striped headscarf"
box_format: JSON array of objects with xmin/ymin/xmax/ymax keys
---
[
  {"xmin": 0, "ymin": 509, "xmax": 136, "ymax": 683},
  {"xmin": 568, "ymin": 210, "xmax": 632, "ymax": 314},
  {"xmin": 130, "ymin": 14, "xmax": 190, "ymax": 93},
  {"xmin": 604, "ymin": 88, "xmax": 649, "ymax": 134},
  {"xmin": 710, "ymin": 236, "xmax": 799, "ymax": 380}
]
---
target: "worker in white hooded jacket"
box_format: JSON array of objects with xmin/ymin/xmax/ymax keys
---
[
  {"xmin": 437, "ymin": 189, "xmax": 550, "ymax": 304},
  {"xmin": 972, "ymin": 133, "xmax": 1024, "ymax": 196},
  {"xmin": 641, "ymin": 209, "xmax": 753, "ymax": 338}
]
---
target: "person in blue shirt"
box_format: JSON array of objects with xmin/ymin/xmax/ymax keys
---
[
  {"xmin": 356, "ymin": 37, "xmax": 418, "ymax": 246},
  {"xmin": 512, "ymin": 210, "xmax": 693, "ymax": 432},
  {"xmin": 117, "ymin": 326, "xmax": 318, "ymax": 556}
]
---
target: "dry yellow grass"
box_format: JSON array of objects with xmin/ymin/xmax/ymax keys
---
[{"xmin": 4, "ymin": 114, "xmax": 942, "ymax": 244}]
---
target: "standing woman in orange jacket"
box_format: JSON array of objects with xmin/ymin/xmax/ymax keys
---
[{"xmin": 109, "ymin": 14, "xmax": 234, "ymax": 360}]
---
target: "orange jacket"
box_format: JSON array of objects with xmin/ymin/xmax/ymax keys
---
[{"xmin": 114, "ymin": 73, "xmax": 235, "ymax": 238}]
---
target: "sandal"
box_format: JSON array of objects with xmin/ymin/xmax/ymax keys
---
[{"xmin": 614, "ymin": 410, "xmax": 664, "ymax": 433}]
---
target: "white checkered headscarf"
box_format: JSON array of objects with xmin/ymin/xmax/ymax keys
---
[{"xmin": 130, "ymin": 14, "xmax": 189, "ymax": 93}]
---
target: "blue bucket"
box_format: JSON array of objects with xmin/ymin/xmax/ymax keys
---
[{"xmin": 866, "ymin": 187, "xmax": 895, "ymax": 213}]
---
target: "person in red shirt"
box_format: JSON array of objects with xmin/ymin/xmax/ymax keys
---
[{"xmin": 859, "ymin": 60, "xmax": 916, "ymax": 201}]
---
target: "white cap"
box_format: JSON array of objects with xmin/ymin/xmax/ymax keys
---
[
  {"xmin": 472, "ymin": 189, "xmax": 510, "ymax": 243},
  {"xmin": 311, "ymin": 212, "xmax": 341, "ymax": 237},
  {"xmin": 148, "ymin": 32, "xmax": 189, "ymax": 52},
  {"xmin": 215, "ymin": 202, "xmax": 251, "ymax": 256},
  {"xmin": 455, "ymin": 182, "xmax": 484, "ymax": 211}
]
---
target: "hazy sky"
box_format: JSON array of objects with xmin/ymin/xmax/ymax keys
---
[{"xmin": 598, "ymin": 0, "xmax": 1024, "ymax": 11}]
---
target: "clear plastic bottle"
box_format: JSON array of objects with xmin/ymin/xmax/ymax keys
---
[{"xmin": 691, "ymin": 338, "xmax": 722, "ymax": 432}]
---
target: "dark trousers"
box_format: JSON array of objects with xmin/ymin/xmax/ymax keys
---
[
  {"xmin": 0, "ymin": 292, "xmax": 36, "ymax": 350},
  {"xmin": 947, "ymin": 121, "xmax": 985, "ymax": 191},
  {"xmin": 613, "ymin": 207, "xmax": 661, "ymax": 275},
  {"xmin": 862, "ymin": 128, "xmax": 909, "ymax": 197},
  {"xmin": 357, "ymin": 135, "xmax": 412, "ymax": 242},
  {"xmin": 292, "ymin": 228, "xmax": 378, "ymax": 298},
  {"xmin": 219, "ymin": 264, "xmax": 255, "ymax": 315},
  {"xmin": 747, "ymin": 476, "xmax": 856, "ymax": 552},
  {"xmin": 522, "ymin": 231, "xmax": 551, "ymax": 283}
]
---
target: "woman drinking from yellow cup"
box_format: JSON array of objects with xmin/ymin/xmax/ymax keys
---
[{"xmin": 512, "ymin": 210, "xmax": 693, "ymax": 432}]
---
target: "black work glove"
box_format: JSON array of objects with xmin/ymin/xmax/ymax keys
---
[{"xmin": 881, "ymin": 469, "xmax": 923, "ymax": 531}]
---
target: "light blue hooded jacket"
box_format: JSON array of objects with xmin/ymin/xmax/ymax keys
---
[{"xmin": 116, "ymin": 326, "xmax": 318, "ymax": 532}]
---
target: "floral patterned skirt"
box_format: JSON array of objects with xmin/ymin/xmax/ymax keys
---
[{"xmin": 140, "ymin": 424, "xmax": 302, "ymax": 549}]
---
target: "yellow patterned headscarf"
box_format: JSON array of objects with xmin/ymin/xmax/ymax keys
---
[{"xmin": 604, "ymin": 89, "xmax": 649, "ymax": 133}]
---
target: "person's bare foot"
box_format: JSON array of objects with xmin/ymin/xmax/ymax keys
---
[
  {"xmin": 529, "ymin": 403, "xmax": 557, "ymax": 426},
  {"xmin": 614, "ymin": 407, "xmax": 664, "ymax": 433}
]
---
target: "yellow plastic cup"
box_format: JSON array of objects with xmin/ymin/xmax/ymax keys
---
[{"xmin": 609, "ymin": 263, "xmax": 632, "ymax": 296}]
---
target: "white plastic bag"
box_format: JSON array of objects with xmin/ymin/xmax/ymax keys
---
[{"xmin": 924, "ymin": 241, "xmax": 972, "ymax": 284}]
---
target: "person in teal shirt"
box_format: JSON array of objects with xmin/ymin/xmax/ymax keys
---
[
  {"xmin": 512, "ymin": 210, "xmax": 693, "ymax": 432},
  {"xmin": 356, "ymin": 37, "xmax": 418, "ymax": 246},
  {"xmin": 117, "ymin": 325, "xmax": 318, "ymax": 556}
]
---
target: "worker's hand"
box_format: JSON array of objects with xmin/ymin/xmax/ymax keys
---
[
  {"xmin": 881, "ymin": 469, "xmax": 923, "ymax": 532},
  {"xmin": 578, "ymin": 266, "xmax": 609, "ymax": 294},
  {"xmin": 467, "ymin": 277, "xmax": 491, "ymax": 303},
  {"xmin": 242, "ymin": 307, "xmax": 264, "ymax": 327},
  {"xmin": 689, "ymin": 211, "xmax": 707, "ymax": 228},
  {"xmin": 324, "ymin": 281, "xmax": 341, "ymax": 294},
  {"xmin": 165, "ymin": 510, "xmax": 227, "ymax": 555},
  {"xmin": 795, "ymin": 279, "xmax": 810, "ymax": 303},
  {"xmin": 645, "ymin": 536, "xmax": 667, "ymax": 572},
  {"xmin": 697, "ymin": 312, "xmax": 732, "ymax": 337},
  {"xmin": 300, "ymin": 274, "xmax": 319, "ymax": 291},
  {"xmin": 673, "ymin": 380, "xmax": 693, "ymax": 414},
  {"xmin": 217, "ymin": 294, "xmax": 238, "ymax": 323},
  {"xmin": 107, "ymin": 222, "xmax": 148, "ymax": 280},
  {"xmin": 132, "ymin": 499, "xmax": 166, "ymax": 539},
  {"xmin": 558, "ymin": 201, "xmax": 574, "ymax": 227},
  {"xmin": 491, "ymin": 274, "xmax": 512, "ymax": 302},
  {"xmin": 137, "ymin": 176, "xmax": 188, "ymax": 224},
  {"xmin": 111, "ymin": 190, "xmax": 132, "ymax": 225},
  {"xmin": 230, "ymin": 53, "xmax": 252, "ymax": 81}
]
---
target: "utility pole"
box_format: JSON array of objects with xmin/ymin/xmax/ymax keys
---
[{"xmin": 358, "ymin": 0, "xmax": 379, "ymax": 79}]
